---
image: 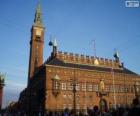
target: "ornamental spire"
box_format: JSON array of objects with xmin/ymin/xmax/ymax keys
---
[
  {"xmin": 34, "ymin": 0, "xmax": 43, "ymax": 27},
  {"xmin": 114, "ymin": 48, "xmax": 120, "ymax": 62}
]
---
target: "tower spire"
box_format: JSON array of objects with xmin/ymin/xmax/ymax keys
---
[
  {"xmin": 34, "ymin": 0, "xmax": 43, "ymax": 27},
  {"xmin": 28, "ymin": 0, "xmax": 45, "ymax": 85}
]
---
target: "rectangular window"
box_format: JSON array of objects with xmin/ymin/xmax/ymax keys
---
[
  {"xmin": 68, "ymin": 94, "xmax": 72, "ymax": 99},
  {"xmin": 63, "ymin": 104, "xmax": 67, "ymax": 109},
  {"xmin": 63, "ymin": 94, "xmax": 67, "ymax": 99},
  {"xmin": 128, "ymin": 86, "xmax": 131, "ymax": 93},
  {"xmin": 115, "ymin": 85, "xmax": 119, "ymax": 93},
  {"xmin": 54, "ymin": 81, "xmax": 59, "ymax": 90},
  {"xmin": 53, "ymin": 81, "xmax": 60, "ymax": 90},
  {"xmin": 68, "ymin": 104, "xmax": 72, "ymax": 110},
  {"xmin": 87, "ymin": 84, "xmax": 92, "ymax": 91},
  {"xmin": 67, "ymin": 83, "xmax": 73, "ymax": 90},
  {"xmin": 125, "ymin": 86, "xmax": 129, "ymax": 93},
  {"xmin": 76, "ymin": 83, "xmax": 80, "ymax": 91},
  {"xmin": 76, "ymin": 104, "xmax": 80, "ymax": 109},
  {"xmin": 110, "ymin": 85, "xmax": 114, "ymax": 92},
  {"xmin": 120, "ymin": 86, "xmax": 124, "ymax": 92},
  {"xmin": 36, "ymin": 36, "xmax": 40, "ymax": 41},
  {"xmin": 93, "ymin": 84, "xmax": 98, "ymax": 92},
  {"xmin": 105, "ymin": 85, "xmax": 110, "ymax": 92},
  {"xmin": 76, "ymin": 94, "xmax": 80, "ymax": 101},
  {"xmin": 62, "ymin": 83, "xmax": 67, "ymax": 90},
  {"xmin": 82, "ymin": 83, "xmax": 86, "ymax": 91},
  {"xmin": 131, "ymin": 86, "xmax": 135, "ymax": 93}
]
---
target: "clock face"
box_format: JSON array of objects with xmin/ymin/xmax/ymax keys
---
[{"xmin": 36, "ymin": 30, "xmax": 41, "ymax": 36}]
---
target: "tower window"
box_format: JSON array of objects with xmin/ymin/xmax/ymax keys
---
[
  {"xmin": 37, "ymin": 14, "xmax": 41, "ymax": 21},
  {"xmin": 36, "ymin": 36, "xmax": 40, "ymax": 41}
]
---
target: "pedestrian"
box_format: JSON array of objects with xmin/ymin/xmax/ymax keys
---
[
  {"xmin": 127, "ymin": 98, "xmax": 140, "ymax": 116},
  {"xmin": 63, "ymin": 108, "xmax": 69, "ymax": 116}
]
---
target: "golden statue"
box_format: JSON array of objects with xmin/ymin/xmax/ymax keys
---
[{"xmin": 99, "ymin": 79, "xmax": 105, "ymax": 92}]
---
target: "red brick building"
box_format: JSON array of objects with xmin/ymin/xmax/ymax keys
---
[{"xmin": 18, "ymin": 3, "xmax": 140, "ymax": 115}]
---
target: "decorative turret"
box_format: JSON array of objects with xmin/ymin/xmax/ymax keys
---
[
  {"xmin": 114, "ymin": 49, "xmax": 120, "ymax": 63},
  {"xmin": 49, "ymin": 38, "xmax": 58, "ymax": 57}
]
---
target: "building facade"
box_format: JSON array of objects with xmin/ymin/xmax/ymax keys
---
[{"xmin": 18, "ymin": 3, "xmax": 140, "ymax": 115}]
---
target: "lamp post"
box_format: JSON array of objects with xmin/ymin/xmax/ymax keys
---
[
  {"xmin": 73, "ymin": 79, "xmax": 76, "ymax": 114},
  {"xmin": 70, "ymin": 71, "xmax": 77, "ymax": 115}
]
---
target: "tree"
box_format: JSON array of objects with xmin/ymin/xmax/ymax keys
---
[{"xmin": 0, "ymin": 73, "xmax": 5, "ymax": 86}]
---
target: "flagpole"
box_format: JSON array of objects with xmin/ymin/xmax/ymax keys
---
[{"xmin": 112, "ymin": 68, "xmax": 117, "ymax": 109}]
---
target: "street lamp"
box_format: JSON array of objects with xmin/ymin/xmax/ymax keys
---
[
  {"xmin": 73, "ymin": 79, "xmax": 76, "ymax": 113},
  {"xmin": 70, "ymin": 71, "xmax": 77, "ymax": 115}
]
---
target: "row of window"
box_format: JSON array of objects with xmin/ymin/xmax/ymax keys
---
[
  {"xmin": 61, "ymin": 83, "xmax": 98, "ymax": 91},
  {"xmin": 53, "ymin": 82, "xmax": 135, "ymax": 93},
  {"xmin": 62, "ymin": 94, "xmax": 93, "ymax": 100}
]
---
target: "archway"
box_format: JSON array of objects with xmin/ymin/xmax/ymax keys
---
[{"xmin": 99, "ymin": 99, "xmax": 108, "ymax": 112}]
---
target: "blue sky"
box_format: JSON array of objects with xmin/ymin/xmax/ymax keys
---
[{"xmin": 0, "ymin": 0, "xmax": 140, "ymax": 108}]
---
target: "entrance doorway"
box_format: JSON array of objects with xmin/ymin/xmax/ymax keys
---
[{"xmin": 99, "ymin": 99, "xmax": 108, "ymax": 112}]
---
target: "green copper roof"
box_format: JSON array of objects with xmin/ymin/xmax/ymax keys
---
[
  {"xmin": 34, "ymin": 0, "xmax": 43, "ymax": 27},
  {"xmin": 52, "ymin": 75, "xmax": 60, "ymax": 80}
]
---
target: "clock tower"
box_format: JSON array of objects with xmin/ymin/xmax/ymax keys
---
[{"xmin": 28, "ymin": 2, "xmax": 45, "ymax": 85}]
